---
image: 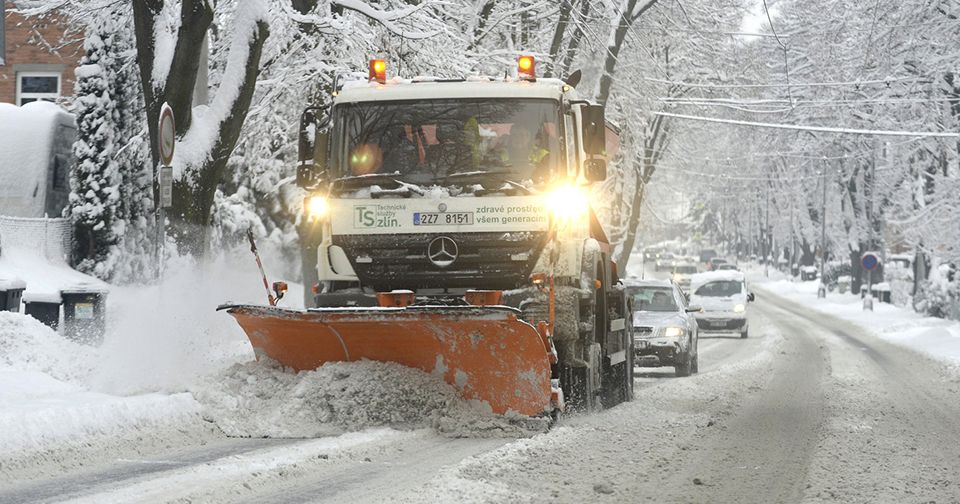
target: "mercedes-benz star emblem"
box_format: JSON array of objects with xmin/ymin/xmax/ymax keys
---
[{"xmin": 427, "ymin": 236, "xmax": 458, "ymax": 268}]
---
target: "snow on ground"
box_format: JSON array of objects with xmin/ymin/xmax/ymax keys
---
[
  {"xmin": 747, "ymin": 266, "xmax": 960, "ymax": 368},
  {"xmin": 404, "ymin": 312, "xmax": 786, "ymax": 503}
]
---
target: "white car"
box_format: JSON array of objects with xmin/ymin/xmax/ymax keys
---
[
  {"xmin": 688, "ymin": 271, "xmax": 754, "ymax": 338},
  {"xmin": 670, "ymin": 263, "xmax": 699, "ymax": 291}
]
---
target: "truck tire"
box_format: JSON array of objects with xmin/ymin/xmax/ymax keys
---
[
  {"xmin": 560, "ymin": 249, "xmax": 604, "ymax": 413},
  {"xmin": 600, "ymin": 289, "xmax": 633, "ymax": 407},
  {"xmin": 675, "ymin": 351, "xmax": 692, "ymax": 377}
]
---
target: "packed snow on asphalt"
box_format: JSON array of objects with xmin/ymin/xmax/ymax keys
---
[{"xmin": 2, "ymin": 261, "xmax": 960, "ymax": 503}]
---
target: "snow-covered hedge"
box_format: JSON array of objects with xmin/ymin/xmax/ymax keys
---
[{"xmin": 914, "ymin": 264, "xmax": 960, "ymax": 320}]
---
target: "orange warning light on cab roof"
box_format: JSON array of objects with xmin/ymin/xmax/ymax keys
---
[
  {"xmin": 369, "ymin": 59, "xmax": 387, "ymax": 84},
  {"xmin": 518, "ymin": 55, "xmax": 536, "ymax": 81}
]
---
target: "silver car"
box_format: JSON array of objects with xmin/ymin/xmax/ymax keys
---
[{"xmin": 626, "ymin": 279, "xmax": 700, "ymax": 376}]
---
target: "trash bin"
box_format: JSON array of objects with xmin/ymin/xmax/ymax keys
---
[
  {"xmin": 800, "ymin": 266, "xmax": 818, "ymax": 281},
  {"xmin": 871, "ymin": 283, "xmax": 892, "ymax": 304},
  {"xmin": 61, "ymin": 288, "xmax": 107, "ymax": 345},
  {"xmin": 0, "ymin": 279, "xmax": 26, "ymax": 312},
  {"xmin": 23, "ymin": 299, "xmax": 60, "ymax": 329}
]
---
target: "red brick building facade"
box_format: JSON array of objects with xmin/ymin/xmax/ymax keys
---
[{"xmin": 0, "ymin": 1, "xmax": 82, "ymax": 106}]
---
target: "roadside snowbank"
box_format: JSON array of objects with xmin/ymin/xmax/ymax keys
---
[
  {"xmin": 0, "ymin": 311, "xmax": 95, "ymax": 382},
  {"xmin": 750, "ymin": 272, "xmax": 960, "ymax": 368},
  {"xmin": 193, "ymin": 358, "xmax": 548, "ymax": 439},
  {"xmin": 0, "ymin": 312, "xmax": 204, "ymax": 477}
]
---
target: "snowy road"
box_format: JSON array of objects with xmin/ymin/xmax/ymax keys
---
[{"xmin": 4, "ymin": 291, "xmax": 960, "ymax": 503}]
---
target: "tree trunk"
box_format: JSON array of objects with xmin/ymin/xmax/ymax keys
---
[
  {"xmin": 597, "ymin": 0, "xmax": 658, "ymax": 106},
  {"xmin": 545, "ymin": 0, "xmax": 573, "ymax": 78},
  {"xmin": 558, "ymin": 0, "xmax": 590, "ymax": 78},
  {"xmin": 168, "ymin": 20, "xmax": 270, "ymax": 256}
]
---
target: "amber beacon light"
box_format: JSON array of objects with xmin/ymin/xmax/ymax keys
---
[
  {"xmin": 369, "ymin": 59, "xmax": 387, "ymax": 84},
  {"xmin": 518, "ymin": 55, "xmax": 536, "ymax": 81}
]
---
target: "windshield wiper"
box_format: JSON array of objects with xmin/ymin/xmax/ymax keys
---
[
  {"xmin": 333, "ymin": 173, "xmax": 405, "ymax": 185},
  {"xmin": 441, "ymin": 170, "xmax": 531, "ymax": 194}
]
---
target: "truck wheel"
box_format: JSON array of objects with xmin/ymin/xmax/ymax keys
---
[
  {"xmin": 675, "ymin": 352, "xmax": 692, "ymax": 377},
  {"xmin": 560, "ymin": 344, "xmax": 601, "ymax": 413},
  {"xmin": 562, "ymin": 249, "xmax": 605, "ymax": 413},
  {"xmin": 601, "ymin": 289, "xmax": 633, "ymax": 406}
]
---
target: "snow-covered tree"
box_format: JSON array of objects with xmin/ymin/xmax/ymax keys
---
[
  {"xmin": 70, "ymin": 16, "xmax": 122, "ymax": 278},
  {"xmin": 68, "ymin": 6, "xmax": 154, "ymax": 281}
]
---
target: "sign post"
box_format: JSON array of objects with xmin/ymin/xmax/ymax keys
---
[
  {"xmin": 157, "ymin": 103, "xmax": 175, "ymax": 278},
  {"xmin": 861, "ymin": 251, "xmax": 880, "ymax": 311}
]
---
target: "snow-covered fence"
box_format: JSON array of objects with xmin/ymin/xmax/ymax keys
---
[{"xmin": 0, "ymin": 216, "xmax": 73, "ymax": 263}]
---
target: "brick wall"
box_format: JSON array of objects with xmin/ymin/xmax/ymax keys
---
[{"xmin": 0, "ymin": 2, "xmax": 82, "ymax": 105}]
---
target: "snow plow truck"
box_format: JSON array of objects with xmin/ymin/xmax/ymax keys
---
[{"xmin": 221, "ymin": 57, "xmax": 634, "ymax": 417}]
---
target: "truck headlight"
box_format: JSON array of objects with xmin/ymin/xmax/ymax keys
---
[
  {"xmin": 663, "ymin": 326, "xmax": 685, "ymax": 338},
  {"xmin": 306, "ymin": 195, "xmax": 329, "ymax": 220},
  {"xmin": 733, "ymin": 303, "xmax": 745, "ymax": 313},
  {"xmin": 545, "ymin": 184, "xmax": 589, "ymax": 222}
]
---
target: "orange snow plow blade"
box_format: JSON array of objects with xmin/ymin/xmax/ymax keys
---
[{"xmin": 219, "ymin": 304, "xmax": 554, "ymax": 416}]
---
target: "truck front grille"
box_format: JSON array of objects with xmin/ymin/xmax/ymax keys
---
[{"xmin": 333, "ymin": 231, "xmax": 547, "ymax": 292}]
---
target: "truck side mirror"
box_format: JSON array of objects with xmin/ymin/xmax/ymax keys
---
[
  {"xmin": 584, "ymin": 158, "xmax": 606, "ymax": 182},
  {"xmin": 296, "ymin": 109, "xmax": 328, "ymax": 188},
  {"xmin": 581, "ymin": 104, "xmax": 605, "ymax": 155}
]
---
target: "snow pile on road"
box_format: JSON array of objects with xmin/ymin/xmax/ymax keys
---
[
  {"xmin": 0, "ymin": 312, "xmax": 206, "ymax": 479},
  {"xmin": 0, "ymin": 311, "xmax": 95, "ymax": 383},
  {"xmin": 193, "ymin": 358, "xmax": 548, "ymax": 439}
]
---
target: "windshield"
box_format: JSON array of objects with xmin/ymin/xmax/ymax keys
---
[
  {"xmin": 631, "ymin": 287, "xmax": 679, "ymax": 312},
  {"xmin": 694, "ymin": 280, "xmax": 743, "ymax": 297},
  {"xmin": 673, "ymin": 265, "xmax": 697, "ymax": 274},
  {"xmin": 332, "ymin": 99, "xmax": 562, "ymax": 185}
]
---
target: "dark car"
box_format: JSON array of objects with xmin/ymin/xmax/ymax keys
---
[
  {"xmin": 626, "ymin": 280, "xmax": 701, "ymax": 376},
  {"xmin": 699, "ymin": 248, "xmax": 718, "ymax": 264},
  {"xmin": 707, "ymin": 257, "xmax": 728, "ymax": 271}
]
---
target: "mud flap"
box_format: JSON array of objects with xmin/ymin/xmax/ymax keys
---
[{"xmin": 220, "ymin": 304, "xmax": 554, "ymax": 416}]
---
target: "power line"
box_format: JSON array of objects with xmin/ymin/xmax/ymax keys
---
[
  {"xmin": 644, "ymin": 76, "xmax": 930, "ymax": 89},
  {"xmin": 655, "ymin": 111, "xmax": 960, "ymax": 138}
]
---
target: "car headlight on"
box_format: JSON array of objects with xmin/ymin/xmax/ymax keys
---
[
  {"xmin": 545, "ymin": 184, "xmax": 589, "ymax": 222},
  {"xmin": 663, "ymin": 326, "xmax": 685, "ymax": 338},
  {"xmin": 305, "ymin": 195, "xmax": 329, "ymax": 221},
  {"xmin": 733, "ymin": 303, "xmax": 746, "ymax": 313}
]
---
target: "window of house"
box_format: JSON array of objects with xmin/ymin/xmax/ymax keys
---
[{"xmin": 17, "ymin": 72, "xmax": 61, "ymax": 105}]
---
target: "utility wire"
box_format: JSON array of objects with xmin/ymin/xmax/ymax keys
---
[
  {"xmin": 643, "ymin": 76, "xmax": 930, "ymax": 89},
  {"xmin": 655, "ymin": 111, "xmax": 960, "ymax": 138}
]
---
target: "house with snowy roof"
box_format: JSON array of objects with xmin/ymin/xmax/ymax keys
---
[{"xmin": 0, "ymin": 1, "xmax": 81, "ymax": 106}]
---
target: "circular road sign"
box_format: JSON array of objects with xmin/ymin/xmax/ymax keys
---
[
  {"xmin": 158, "ymin": 103, "xmax": 175, "ymax": 166},
  {"xmin": 861, "ymin": 252, "xmax": 880, "ymax": 271}
]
